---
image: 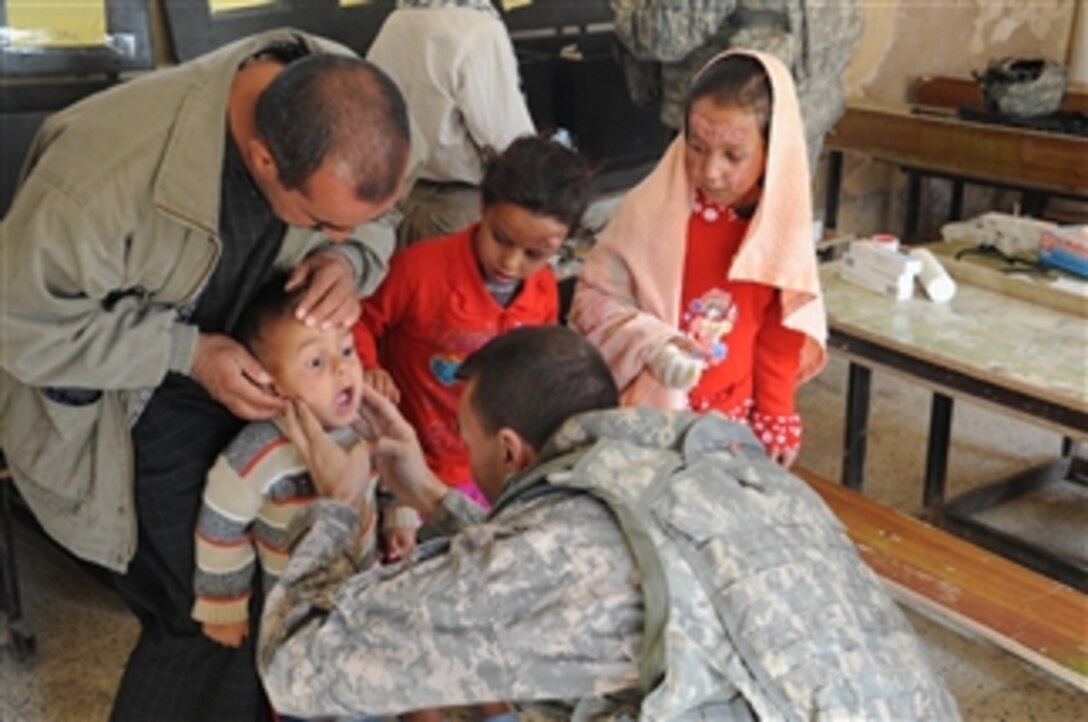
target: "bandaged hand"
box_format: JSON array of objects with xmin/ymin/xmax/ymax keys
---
[{"xmin": 648, "ymin": 341, "xmax": 705, "ymax": 390}]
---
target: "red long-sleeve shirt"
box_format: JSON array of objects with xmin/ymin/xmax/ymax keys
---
[
  {"xmin": 354, "ymin": 225, "xmax": 558, "ymax": 485},
  {"xmin": 681, "ymin": 204, "xmax": 804, "ymax": 450}
]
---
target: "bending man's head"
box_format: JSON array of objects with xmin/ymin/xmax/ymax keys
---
[
  {"xmin": 252, "ymin": 54, "xmax": 411, "ymax": 240},
  {"xmin": 455, "ymin": 326, "xmax": 619, "ymax": 500}
]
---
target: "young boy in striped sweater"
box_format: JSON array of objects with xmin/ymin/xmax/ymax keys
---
[{"xmin": 192, "ymin": 273, "xmax": 418, "ymax": 649}]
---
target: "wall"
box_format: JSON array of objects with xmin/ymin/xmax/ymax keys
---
[{"xmin": 823, "ymin": 0, "xmax": 1081, "ymax": 239}]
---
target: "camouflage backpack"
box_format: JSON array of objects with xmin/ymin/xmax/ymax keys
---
[
  {"xmin": 974, "ymin": 57, "xmax": 1068, "ymax": 118},
  {"xmin": 501, "ymin": 408, "xmax": 959, "ymax": 721}
]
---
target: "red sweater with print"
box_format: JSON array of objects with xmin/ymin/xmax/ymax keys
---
[
  {"xmin": 681, "ymin": 205, "xmax": 804, "ymax": 450},
  {"xmin": 354, "ymin": 225, "xmax": 558, "ymax": 485}
]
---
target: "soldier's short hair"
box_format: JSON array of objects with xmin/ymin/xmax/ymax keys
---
[
  {"xmin": 684, "ymin": 54, "xmax": 772, "ymax": 138},
  {"xmin": 256, "ymin": 54, "xmax": 410, "ymax": 203},
  {"xmin": 457, "ymin": 326, "xmax": 619, "ymax": 451}
]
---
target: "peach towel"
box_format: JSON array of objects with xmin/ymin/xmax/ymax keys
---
[{"xmin": 571, "ymin": 49, "xmax": 827, "ymax": 409}]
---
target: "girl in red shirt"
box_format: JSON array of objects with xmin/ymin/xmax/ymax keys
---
[{"xmin": 571, "ymin": 51, "xmax": 828, "ymax": 467}]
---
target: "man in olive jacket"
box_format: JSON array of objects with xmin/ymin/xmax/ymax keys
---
[{"xmin": 0, "ymin": 28, "xmax": 415, "ymax": 721}]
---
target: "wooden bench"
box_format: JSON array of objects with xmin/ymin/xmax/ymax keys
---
[{"xmin": 794, "ymin": 467, "xmax": 1087, "ymax": 691}]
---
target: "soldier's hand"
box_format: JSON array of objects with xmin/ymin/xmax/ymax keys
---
[
  {"xmin": 190, "ymin": 333, "xmax": 284, "ymax": 420},
  {"xmin": 287, "ymin": 251, "xmax": 359, "ymax": 330},
  {"xmin": 282, "ymin": 399, "xmax": 375, "ymax": 510},
  {"xmin": 356, "ymin": 385, "xmax": 447, "ymax": 516}
]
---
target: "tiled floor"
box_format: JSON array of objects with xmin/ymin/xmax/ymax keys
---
[{"xmin": 2, "ymin": 355, "xmax": 1086, "ymax": 720}]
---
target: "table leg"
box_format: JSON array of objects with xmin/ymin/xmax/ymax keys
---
[
  {"xmin": 1021, "ymin": 190, "xmax": 1048, "ymax": 217},
  {"xmin": 903, "ymin": 170, "xmax": 922, "ymax": 242},
  {"xmin": 824, "ymin": 150, "xmax": 844, "ymax": 232},
  {"xmin": 949, "ymin": 179, "xmax": 965, "ymax": 222},
  {"xmin": 842, "ymin": 362, "xmax": 871, "ymax": 491},
  {"xmin": 924, "ymin": 392, "xmax": 954, "ymax": 509}
]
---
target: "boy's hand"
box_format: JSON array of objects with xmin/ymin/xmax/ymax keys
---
[
  {"xmin": 364, "ymin": 367, "xmax": 401, "ymax": 404},
  {"xmin": 382, "ymin": 526, "xmax": 417, "ymax": 563},
  {"xmin": 202, "ymin": 620, "xmax": 248, "ymax": 648}
]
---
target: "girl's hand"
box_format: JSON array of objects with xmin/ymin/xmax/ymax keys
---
[
  {"xmin": 648, "ymin": 340, "xmax": 705, "ymax": 390},
  {"xmin": 769, "ymin": 447, "xmax": 799, "ymax": 469}
]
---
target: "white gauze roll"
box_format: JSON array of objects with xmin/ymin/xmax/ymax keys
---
[{"xmin": 909, "ymin": 248, "xmax": 956, "ymax": 303}]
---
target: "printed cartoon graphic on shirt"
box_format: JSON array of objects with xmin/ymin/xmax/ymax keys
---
[
  {"xmin": 682, "ymin": 288, "xmax": 737, "ymax": 366},
  {"xmin": 429, "ymin": 354, "xmax": 462, "ymax": 386},
  {"xmin": 419, "ymin": 325, "xmax": 494, "ymax": 476},
  {"xmin": 425, "ymin": 326, "xmax": 494, "ymax": 388}
]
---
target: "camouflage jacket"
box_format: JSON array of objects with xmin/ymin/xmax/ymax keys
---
[
  {"xmin": 610, "ymin": 0, "xmax": 862, "ymax": 166},
  {"xmin": 259, "ymin": 408, "xmax": 958, "ymax": 720},
  {"xmin": 258, "ymin": 467, "xmax": 646, "ymax": 718}
]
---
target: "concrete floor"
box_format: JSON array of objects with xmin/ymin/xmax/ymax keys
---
[{"xmin": 1, "ymin": 355, "xmax": 1086, "ymax": 720}]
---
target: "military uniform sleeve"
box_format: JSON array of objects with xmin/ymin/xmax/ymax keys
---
[{"xmin": 259, "ymin": 494, "xmax": 643, "ymax": 718}]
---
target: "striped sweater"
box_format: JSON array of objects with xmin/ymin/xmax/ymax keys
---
[{"xmin": 192, "ymin": 419, "xmax": 408, "ymax": 625}]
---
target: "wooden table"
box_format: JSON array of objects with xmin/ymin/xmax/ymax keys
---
[
  {"xmin": 823, "ymin": 99, "xmax": 1088, "ymax": 239},
  {"xmin": 914, "ymin": 74, "xmax": 1088, "ymax": 115},
  {"xmin": 821, "ymin": 253, "xmax": 1088, "ymax": 588}
]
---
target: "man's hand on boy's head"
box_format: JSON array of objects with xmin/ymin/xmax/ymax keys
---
[
  {"xmin": 191, "ymin": 333, "xmax": 285, "ymax": 420},
  {"xmin": 282, "ymin": 398, "xmax": 375, "ymax": 510},
  {"xmin": 287, "ymin": 251, "xmax": 360, "ymax": 331},
  {"xmin": 363, "ymin": 367, "xmax": 401, "ymax": 404}
]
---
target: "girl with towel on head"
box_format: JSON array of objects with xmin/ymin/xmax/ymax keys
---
[{"xmin": 570, "ymin": 50, "xmax": 827, "ymax": 468}]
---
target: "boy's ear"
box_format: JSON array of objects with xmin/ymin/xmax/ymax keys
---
[{"xmin": 498, "ymin": 427, "xmax": 536, "ymax": 473}]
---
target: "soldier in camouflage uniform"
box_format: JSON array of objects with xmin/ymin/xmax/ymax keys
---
[
  {"xmin": 259, "ymin": 326, "xmax": 957, "ymax": 720},
  {"xmin": 611, "ymin": 0, "xmax": 862, "ymax": 170}
]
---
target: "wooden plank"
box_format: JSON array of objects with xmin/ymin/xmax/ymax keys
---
[
  {"xmin": 826, "ymin": 99, "xmax": 1088, "ymax": 197},
  {"xmin": 914, "ymin": 75, "xmax": 1088, "ymax": 115},
  {"xmin": 795, "ymin": 468, "xmax": 1088, "ymax": 690},
  {"xmin": 925, "ymin": 243, "xmax": 1088, "ymax": 317}
]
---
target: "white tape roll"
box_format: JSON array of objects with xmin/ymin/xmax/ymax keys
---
[{"xmin": 909, "ymin": 248, "xmax": 956, "ymax": 303}]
